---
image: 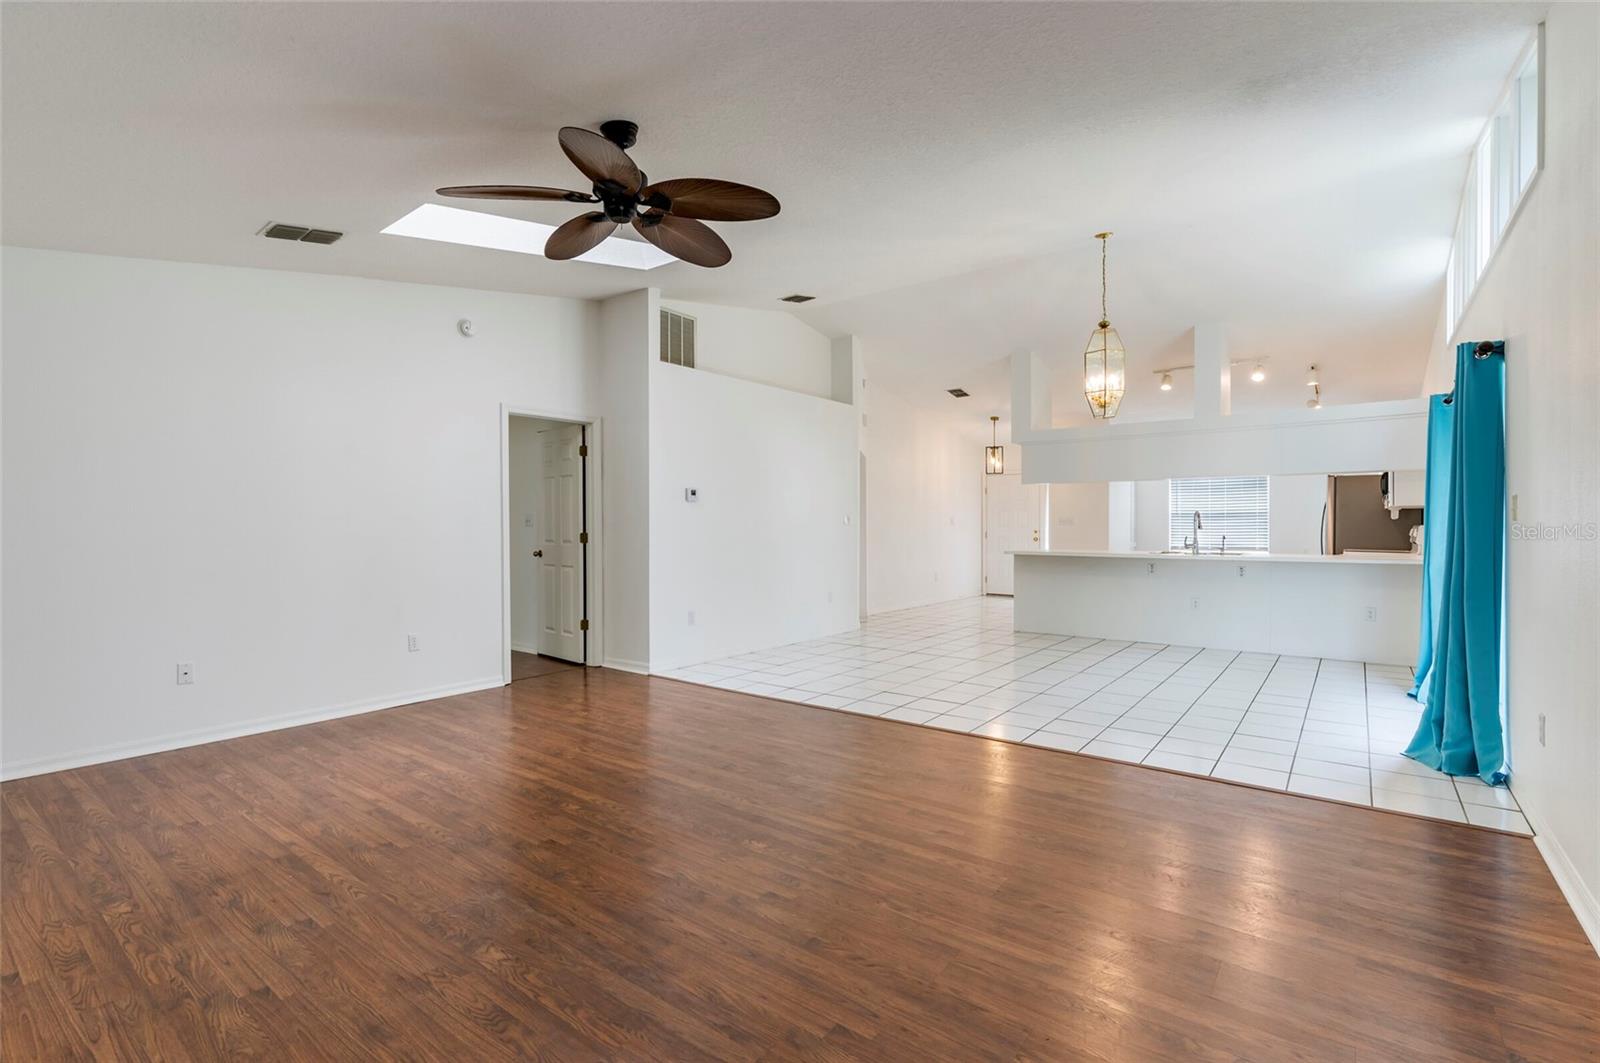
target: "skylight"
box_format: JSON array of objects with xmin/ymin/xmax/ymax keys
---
[{"xmin": 381, "ymin": 203, "xmax": 676, "ymax": 270}]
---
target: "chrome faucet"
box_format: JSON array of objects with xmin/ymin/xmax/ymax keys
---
[{"xmin": 1191, "ymin": 510, "xmax": 1203, "ymax": 554}]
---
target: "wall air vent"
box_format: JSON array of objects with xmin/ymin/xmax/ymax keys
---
[
  {"xmin": 260, "ymin": 222, "xmax": 344, "ymax": 245},
  {"xmin": 947, "ymin": 388, "xmax": 970, "ymax": 398},
  {"xmin": 660, "ymin": 308, "xmax": 696, "ymax": 368},
  {"xmin": 780, "ymin": 294, "xmax": 816, "ymax": 303}
]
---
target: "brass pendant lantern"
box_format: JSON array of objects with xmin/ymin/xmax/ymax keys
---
[
  {"xmin": 1083, "ymin": 232, "xmax": 1126, "ymax": 419},
  {"xmin": 985, "ymin": 415, "xmax": 1004, "ymax": 474}
]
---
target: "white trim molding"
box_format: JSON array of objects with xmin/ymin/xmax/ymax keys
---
[
  {"xmin": 1525, "ymin": 801, "xmax": 1600, "ymax": 957},
  {"xmin": 0, "ymin": 677, "xmax": 505, "ymax": 782}
]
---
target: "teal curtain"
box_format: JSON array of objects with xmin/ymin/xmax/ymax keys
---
[
  {"xmin": 1405, "ymin": 341, "xmax": 1507, "ymax": 784},
  {"xmin": 1410, "ymin": 394, "xmax": 1455, "ymax": 704}
]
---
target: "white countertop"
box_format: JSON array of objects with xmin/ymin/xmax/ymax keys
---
[{"xmin": 1008, "ymin": 549, "xmax": 1422, "ymax": 566}]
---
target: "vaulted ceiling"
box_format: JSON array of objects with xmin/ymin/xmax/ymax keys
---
[{"xmin": 2, "ymin": 2, "xmax": 1543, "ymax": 422}]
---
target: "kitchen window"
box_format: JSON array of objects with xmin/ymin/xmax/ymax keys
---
[{"xmin": 1169, "ymin": 477, "xmax": 1270, "ymax": 552}]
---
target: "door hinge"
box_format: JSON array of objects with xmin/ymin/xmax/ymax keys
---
[
  {"xmin": 579, "ymin": 531, "xmax": 588, "ymax": 544},
  {"xmin": 578, "ymin": 444, "xmax": 588, "ymax": 457},
  {"xmin": 579, "ymin": 619, "xmax": 589, "ymax": 631}
]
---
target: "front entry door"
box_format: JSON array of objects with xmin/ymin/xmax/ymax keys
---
[
  {"xmin": 983, "ymin": 473, "xmax": 1044, "ymax": 595},
  {"xmin": 537, "ymin": 423, "xmax": 585, "ymax": 662}
]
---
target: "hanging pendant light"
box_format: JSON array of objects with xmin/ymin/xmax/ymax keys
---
[
  {"xmin": 1083, "ymin": 232, "xmax": 1126, "ymax": 419},
  {"xmin": 985, "ymin": 415, "xmax": 1004, "ymax": 474}
]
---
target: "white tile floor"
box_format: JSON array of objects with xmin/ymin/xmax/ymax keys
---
[{"xmin": 662, "ymin": 596, "xmax": 1531, "ymax": 835}]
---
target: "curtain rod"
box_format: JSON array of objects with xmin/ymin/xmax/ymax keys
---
[{"xmin": 1443, "ymin": 340, "xmax": 1504, "ymax": 404}]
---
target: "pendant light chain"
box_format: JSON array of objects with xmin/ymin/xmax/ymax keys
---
[
  {"xmin": 1100, "ymin": 234, "xmax": 1108, "ymax": 327},
  {"xmin": 1094, "ymin": 235, "xmax": 1107, "ymax": 326}
]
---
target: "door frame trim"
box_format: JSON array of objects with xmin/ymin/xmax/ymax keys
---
[{"xmin": 500, "ymin": 404, "xmax": 605, "ymax": 683}]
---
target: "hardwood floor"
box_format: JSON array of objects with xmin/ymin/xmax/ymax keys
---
[
  {"xmin": 3, "ymin": 669, "xmax": 1595, "ymax": 1061},
  {"xmin": 510, "ymin": 649, "xmax": 581, "ymax": 682}
]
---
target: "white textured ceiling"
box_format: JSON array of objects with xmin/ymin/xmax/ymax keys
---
[{"xmin": 2, "ymin": 2, "xmax": 1542, "ymax": 423}]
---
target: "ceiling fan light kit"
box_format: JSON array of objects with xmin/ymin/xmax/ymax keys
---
[{"xmin": 436, "ymin": 120, "xmax": 779, "ymax": 268}]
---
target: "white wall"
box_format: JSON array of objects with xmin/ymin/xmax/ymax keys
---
[
  {"xmin": 861, "ymin": 387, "xmax": 983, "ymax": 613},
  {"xmin": 661, "ymin": 298, "xmax": 834, "ymax": 399},
  {"xmin": 598, "ymin": 288, "xmax": 655, "ymax": 673},
  {"xmin": 2, "ymin": 247, "xmax": 604, "ymax": 777},
  {"xmin": 1015, "ymin": 554, "xmax": 1421, "ymax": 665},
  {"xmin": 1047, "ymin": 482, "xmax": 1111, "ymax": 550},
  {"xmin": 1107, "ymin": 482, "xmax": 1135, "ymax": 552},
  {"xmin": 648, "ymin": 362, "xmax": 859, "ymax": 670},
  {"xmin": 1426, "ymin": 6, "xmax": 1600, "ymax": 949},
  {"xmin": 1269, "ymin": 474, "xmax": 1330, "ymax": 555},
  {"xmin": 1017, "ymin": 398, "xmax": 1428, "ymax": 483},
  {"xmin": 1134, "ymin": 480, "xmax": 1170, "ymax": 551}
]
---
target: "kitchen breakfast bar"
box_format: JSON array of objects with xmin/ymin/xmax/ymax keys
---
[{"xmin": 1010, "ymin": 550, "xmax": 1423, "ymax": 666}]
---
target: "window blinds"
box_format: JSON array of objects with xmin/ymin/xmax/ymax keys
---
[{"xmin": 1168, "ymin": 477, "xmax": 1270, "ymax": 551}]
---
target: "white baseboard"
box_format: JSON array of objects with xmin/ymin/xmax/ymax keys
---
[
  {"xmin": 603, "ymin": 657, "xmax": 651, "ymax": 675},
  {"xmin": 865, "ymin": 590, "xmax": 983, "ymax": 617},
  {"xmin": 510, "ymin": 642, "xmax": 539, "ymax": 655},
  {"xmin": 0, "ymin": 676, "xmax": 506, "ymax": 781},
  {"xmin": 1524, "ymin": 800, "xmax": 1600, "ymax": 957}
]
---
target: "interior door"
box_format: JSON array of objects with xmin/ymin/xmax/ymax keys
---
[
  {"xmin": 983, "ymin": 472, "xmax": 1045, "ymax": 595},
  {"xmin": 537, "ymin": 423, "xmax": 585, "ymax": 662}
]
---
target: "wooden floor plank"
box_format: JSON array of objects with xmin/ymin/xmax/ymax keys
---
[{"xmin": 2, "ymin": 669, "xmax": 1595, "ymax": 1060}]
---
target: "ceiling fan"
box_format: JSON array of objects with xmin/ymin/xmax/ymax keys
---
[{"xmin": 436, "ymin": 120, "xmax": 779, "ymax": 268}]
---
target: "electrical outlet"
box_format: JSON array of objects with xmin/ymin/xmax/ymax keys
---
[
  {"xmin": 1147, "ymin": 562, "xmax": 1156, "ymax": 575},
  {"xmin": 687, "ymin": 610, "xmax": 696, "ymax": 626},
  {"xmin": 1190, "ymin": 597, "xmax": 1200, "ymax": 610},
  {"xmin": 407, "ymin": 633, "xmax": 420, "ymax": 653},
  {"xmin": 176, "ymin": 662, "xmax": 195, "ymax": 685},
  {"xmin": 1365, "ymin": 606, "xmax": 1378, "ymax": 622},
  {"xmin": 1538, "ymin": 713, "xmax": 1546, "ymax": 746},
  {"xmin": 1237, "ymin": 565, "xmax": 1246, "ymax": 578}
]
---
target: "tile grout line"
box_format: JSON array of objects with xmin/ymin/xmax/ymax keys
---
[
  {"xmin": 1286, "ymin": 656, "xmax": 1329, "ymax": 800},
  {"xmin": 1015, "ymin": 642, "xmax": 1202, "ymax": 750},
  {"xmin": 1073, "ymin": 644, "xmax": 1217, "ymax": 761},
  {"xmin": 1193, "ymin": 653, "xmax": 1292, "ymax": 782}
]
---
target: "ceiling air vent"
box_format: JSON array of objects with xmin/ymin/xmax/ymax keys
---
[
  {"xmin": 947, "ymin": 388, "xmax": 970, "ymax": 398},
  {"xmin": 780, "ymin": 294, "xmax": 816, "ymax": 303},
  {"xmin": 660, "ymin": 308, "xmax": 696, "ymax": 368},
  {"xmin": 260, "ymin": 222, "xmax": 344, "ymax": 245}
]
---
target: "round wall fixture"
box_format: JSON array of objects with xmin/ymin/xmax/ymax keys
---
[{"xmin": 458, "ymin": 318, "xmax": 475, "ymax": 337}]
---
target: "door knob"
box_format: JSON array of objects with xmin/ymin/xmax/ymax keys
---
[{"xmin": 532, "ymin": 549, "xmax": 543, "ymax": 557}]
